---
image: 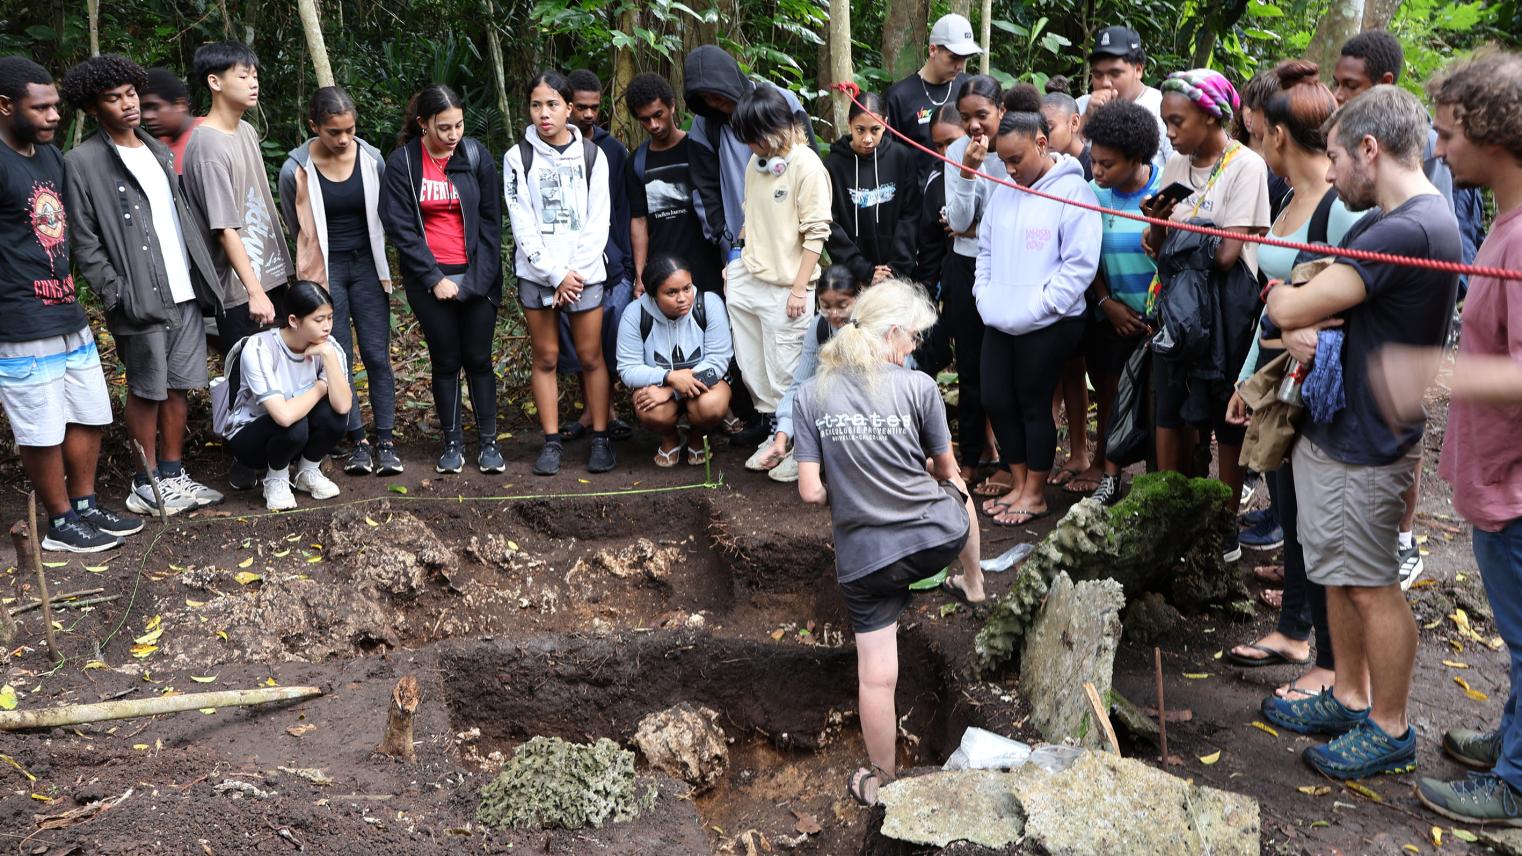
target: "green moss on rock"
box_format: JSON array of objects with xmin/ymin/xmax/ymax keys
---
[
  {"xmin": 476, "ymin": 736, "xmax": 656, "ymax": 831},
  {"xmin": 975, "ymin": 472, "xmax": 1244, "ymax": 676}
]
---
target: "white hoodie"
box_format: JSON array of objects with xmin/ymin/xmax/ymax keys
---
[
  {"xmin": 503, "ymin": 124, "xmax": 610, "ymax": 288},
  {"xmin": 973, "ymin": 153, "xmax": 1102, "ymax": 336}
]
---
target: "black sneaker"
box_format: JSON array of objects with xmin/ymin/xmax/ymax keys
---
[
  {"xmin": 587, "ymin": 436, "xmax": 617, "ymax": 473},
  {"xmin": 1092, "ymin": 473, "xmax": 1123, "ymax": 506},
  {"xmin": 534, "ymin": 441, "xmax": 564, "ymax": 476},
  {"xmin": 730, "ymin": 413, "xmax": 774, "ymax": 447},
  {"xmin": 41, "ymin": 516, "xmax": 123, "ymax": 554},
  {"xmin": 436, "ymin": 440, "xmax": 465, "ymax": 474},
  {"xmin": 375, "ymin": 441, "xmax": 404, "ymax": 476},
  {"xmin": 77, "ymin": 505, "xmax": 144, "ymax": 537},
  {"xmin": 478, "ymin": 441, "xmax": 506, "ymax": 474},
  {"xmin": 344, "ymin": 441, "xmax": 375, "ymax": 475},
  {"xmin": 228, "ymin": 460, "xmax": 261, "ymax": 491},
  {"xmin": 1398, "ymin": 542, "xmax": 1424, "ymax": 591}
]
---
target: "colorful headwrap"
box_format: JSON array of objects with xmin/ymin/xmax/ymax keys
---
[{"xmin": 1161, "ymin": 69, "xmax": 1240, "ymax": 122}]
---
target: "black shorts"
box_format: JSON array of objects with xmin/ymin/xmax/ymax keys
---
[
  {"xmin": 839, "ymin": 533, "xmax": 968, "ymax": 634},
  {"xmin": 1083, "ymin": 316, "xmax": 1146, "ymax": 379},
  {"xmin": 1153, "ymin": 357, "xmax": 1247, "ymax": 447}
]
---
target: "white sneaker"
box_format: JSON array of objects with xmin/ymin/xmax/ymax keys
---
[
  {"xmin": 263, "ymin": 476, "xmax": 297, "ymax": 511},
  {"xmin": 745, "ymin": 439, "xmax": 776, "ymax": 471},
  {"xmin": 293, "ymin": 465, "xmax": 340, "ymax": 500},
  {"xmin": 766, "ymin": 452, "xmax": 799, "ymax": 483},
  {"xmin": 160, "ymin": 471, "xmax": 225, "ymax": 507},
  {"xmin": 124, "ymin": 479, "xmax": 197, "ymax": 515}
]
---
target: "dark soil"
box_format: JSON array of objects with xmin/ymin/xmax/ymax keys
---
[{"xmin": 0, "ymin": 385, "xmax": 1502, "ymax": 855}]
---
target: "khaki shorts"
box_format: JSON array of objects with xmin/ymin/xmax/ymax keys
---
[{"xmin": 1293, "ymin": 437, "xmax": 1418, "ymax": 588}]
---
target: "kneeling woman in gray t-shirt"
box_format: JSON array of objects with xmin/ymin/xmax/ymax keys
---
[{"xmin": 792, "ymin": 279, "xmax": 983, "ymax": 807}]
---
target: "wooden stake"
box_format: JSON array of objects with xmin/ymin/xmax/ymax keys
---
[
  {"xmin": 27, "ymin": 492, "xmax": 60, "ymax": 662},
  {"xmin": 0, "ymin": 685, "xmax": 322, "ymax": 731},
  {"xmin": 9, "ymin": 587, "xmax": 108, "ymax": 616},
  {"xmin": 1154, "ymin": 646, "xmax": 1170, "ymax": 766},
  {"xmin": 132, "ymin": 441, "xmax": 169, "ymax": 523},
  {"xmin": 374, "ymin": 675, "xmax": 420, "ymax": 762},
  {"xmin": 1082, "ymin": 681, "xmax": 1121, "ymax": 755}
]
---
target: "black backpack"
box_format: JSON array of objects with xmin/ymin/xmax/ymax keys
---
[
  {"xmin": 639, "ymin": 292, "xmax": 709, "ymax": 342},
  {"xmin": 518, "ymin": 137, "xmax": 599, "ymax": 180}
]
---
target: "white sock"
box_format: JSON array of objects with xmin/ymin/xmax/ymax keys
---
[
  {"xmin": 266, "ymin": 466, "xmax": 290, "ymax": 483},
  {"xmin": 296, "ymin": 457, "xmax": 322, "ymax": 473},
  {"xmin": 1398, "ymin": 530, "xmax": 1414, "ymax": 550}
]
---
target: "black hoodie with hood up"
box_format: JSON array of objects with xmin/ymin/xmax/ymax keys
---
[
  {"xmin": 823, "ymin": 132, "xmax": 922, "ymax": 283},
  {"xmin": 682, "ymin": 45, "xmax": 818, "ymax": 258}
]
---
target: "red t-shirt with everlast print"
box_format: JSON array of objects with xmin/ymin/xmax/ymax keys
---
[
  {"xmin": 420, "ymin": 147, "xmax": 468, "ymax": 266},
  {"xmin": 0, "ymin": 142, "xmax": 86, "ymax": 343}
]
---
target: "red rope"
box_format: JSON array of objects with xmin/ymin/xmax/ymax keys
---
[{"xmin": 829, "ymin": 81, "xmax": 1522, "ymax": 282}]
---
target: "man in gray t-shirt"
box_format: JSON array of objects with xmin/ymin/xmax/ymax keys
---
[{"xmin": 793, "ymin": 363, "xmax": 969, "ymax": 584}]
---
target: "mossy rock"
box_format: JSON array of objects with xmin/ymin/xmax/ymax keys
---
[
  {"xmin": 477, "ymin": 736, "xmax": 656, "ymax": 831},
  {"xmin": 975, "ymin": 472, "xmax": 1243, "ymax": 676}
]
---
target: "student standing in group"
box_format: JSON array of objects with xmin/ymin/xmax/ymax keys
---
[
  {"xmin": 559, "ymin": 69, "xmax": 634, "ymax": 444},
  {"xmin": 1076, "ymin": 26, "xmax": 1173, "ymax": 168},
  {"xmin": 616, "ymin": 253, "xmax": 733, "ymax": 467},
  {"xmin": 279, "ymin": 87, "xmax": 401, "ymax": 478},
  {"xmin": 138, "ymin": 68, "xmax": 199, "ymax": 174},
  {"xmin": 62, "ymin": 55, "xmax": 226, "ymax": 517},
  {"xmin": 753, "ymin": 266, "xmax": 862, "ymax": 483},
  {"xmin": 0, "ymin": 57, "xmax": 140, "ymax": 553},
  {"xmin": 975, "ymin": 108, "xmax": 1102, "ymax": 527},
  {"xmin": 1040, "ymin": 92, "xmax": 1091, "ymax": 180},
  {"xmin": 883, "ymin": 13, "xmax": 979, "ymax": 181},
  {"xmin": 1259, "ymin": 85, "xmax": 1460, "ymax": 781},
  {"xmin": 1222, "ymin": 61, "xmax": 1362, "ymax": 702},
  {"xmin": 503, "ymin": 71, "xmax": 616, "ymax": 477},
  {"xmin": 727, "ymin": 86, "xmax": 832, "ymax": 471},
  {"xmin": 793, "ymin": 279, "xmax": 982, "ymax": 808},
  {"xmin": 1141, "ymin": 69, "xmax": 1270, "ymax": 562},
  {"xmin": 180, "ymin": 41, "xmax": 293, "ymax": 353},
  {"xmin": 942, "ymin": 76, "xmax": 1005, "ymax": 487},
  {"xmin": 625, "ymin": 73, "xmax": 725, "ymax": 296},
  {"xmin": 1080, "ymin": 100, "xmax": 1161, "ymax": 507},
  {"xmin": 223, "ymin": 281, "xmax": 351, "ymax": 512},
  {"xmin": 909, "ymin": 104, "xmax": 965, "ymax": 376},
  {"xmin": 823, "ymin": 92, "xmax": 922, "ymax": 287},
  {"xmin": 380, "ymin": 84, "xmax": 505, "ymax": 475}
]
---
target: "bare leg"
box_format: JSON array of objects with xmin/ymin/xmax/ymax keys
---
[
  {"xmin": 1345, "ymin": 583, "xmax": 1417, "ymax": 736},
  {"xmin": 159, "ymin": 390, "xmax": 189, "ymax": 465},
  {"xmin": 61, "ymin": 424, "xmax": 101, "ymax": 500},
  {"xmin": 18, "ymin": 445, "xmax": 70, "ymax": 517},
  {"xmin": 1326, "ymin": 585, "xmax": 1373, "ymax": 712},
  {"xmin": 125, "ymin": 393, "xmax": 161, "ymax": 473},
  {"xmin": 568, "ymin": 311, "xmax": 609, "ymax": 432},
  {"xmin": 856, "ymin": 623, "xmax": 900, "ymax": 785},
  {"xmin": 524, "ymin": 309, "xmax": 562, "ymax": 436}
]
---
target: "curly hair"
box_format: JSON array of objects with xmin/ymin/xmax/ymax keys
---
[
  {"xmin": 1427, "ymin": 50, "xmax": 1522, "ymax": 163},
  {"xmin": 60, "ymin": 54, "xmax": 148, "ymax": 110},
  {"xmin": 1082, "ymin": 99, "xmax": 1159, "ymax": 166},
  {"xmin": 625, "ymin": 72, "xmax": 675, "ymax": 114},
  {"xmin": 1340, "ymin": 31, "xmax": 1403, "ymax": 84}
]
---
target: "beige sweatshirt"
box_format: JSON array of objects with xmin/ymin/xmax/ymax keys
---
[{"xmin": 740, "ymin": 146, "xmax": 833, "ymax": 286}]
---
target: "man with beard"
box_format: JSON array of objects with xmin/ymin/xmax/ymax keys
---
[
  {"xmin": 0, "ymin": 56, "xmax": 139, "ymax": 552},
  {"xmin": 61, "ymin": 54, "xmax": 226, "ymax": 517},
  {"xmin": 1260, "ymin": 85, "xmax": 1460, "ymax": 780}
]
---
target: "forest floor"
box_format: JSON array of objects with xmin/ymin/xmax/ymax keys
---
[{"xmin": 0, "ymin": 386, "xmax": 1506, "ymax": 855}]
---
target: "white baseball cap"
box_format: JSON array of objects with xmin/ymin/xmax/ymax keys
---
[{"xmin": 929, "ymin": 14, "xmax": 981, "ymax": 56}]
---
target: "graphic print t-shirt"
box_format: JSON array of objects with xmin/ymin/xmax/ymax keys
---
[
  {"xmin": 182, "ymin": 121, "xmax": 294, "ymax": 307},
  {"xmin": 0, "ymin": 143, "xmax": 86, "ymax": 342},
  {"xmin": 626, "ymin": 138, "xmax": 724, "ymax": 292},
  {"xmin": 419, "ymin": 149, "xmax": 468, "ymax": 266}
]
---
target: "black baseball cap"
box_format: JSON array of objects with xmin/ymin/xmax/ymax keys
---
[{"xmin": 1090, "ymin": 26, "xmax": 1143, "ymax": 60}]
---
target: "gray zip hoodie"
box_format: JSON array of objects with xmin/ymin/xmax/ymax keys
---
[
  {"xmin": 278, "ymin": 138, "xmax": 393, "ymax": 290},
  {"xmin": 615, "ymin": 290, "xmax": 734, "ymax": 393}
]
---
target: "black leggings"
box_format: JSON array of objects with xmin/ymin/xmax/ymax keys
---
[
  {"xmin": 407, "ymin": 285, "xmax": 498, "ymax": 442},
  {"xmin": 981, "ymin": 317, "xmax": 1085, "ymax": 473},
  {"xmin": 1271, "ymin": 462, "xmax": 1333, "ymax": 670},
  {"xmin": 939, "ymin": 253, "xmax": 986, "ymax": 467},
  {"xmin": 229, "ymin": 399, "xmax": 347, "ymax": 470}
]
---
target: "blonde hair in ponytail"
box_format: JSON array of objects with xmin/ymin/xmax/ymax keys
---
[{"xmin": 817, "ymin": 279, "xmax": 937, "ymax": 392}]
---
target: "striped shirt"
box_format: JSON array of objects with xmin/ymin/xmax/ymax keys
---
[{"xmin": 1092, "ymin": 170, "xmax": 1162, "ymax": 314}]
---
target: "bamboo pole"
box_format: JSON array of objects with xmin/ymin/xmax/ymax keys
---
[
  {"xmin": 132, "ymin": 441, "xmax": 169, "ymax": 523},
  {"xmin": 0, "ymin": 685, "xmax": 323, "ymax": 731},
  {"xmin": 979, "ymin": 0, "xmax": 992, "ymax": 74}
]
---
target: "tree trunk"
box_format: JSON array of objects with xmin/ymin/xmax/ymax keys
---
[
  {"xmin": 948, "ymin": 0, "xmax": 971, "ymax": 18},
  {"xmin": 882, "ymin": 0, "xmax": 930, "ymax": 82},
  {"xmin": 1306, "ymin": 0, "xmax": 1367, "ymax": 80},
  {"xmin": 827, "ymin": 0, "xmax": 853, "ymax": 138},
  {"xmin": 296, "ymin": 0, "xmax": 335, "ymax": 87},
  {"xmin": 612, "ymin": 4, "xmax": 639, "ymax": 148},
  {"xmin": 979, "ymin": 0, "xmax": 992, "ymax": 74},
  {"xmin": 374, "ymin": 675, "xmax": 421, "ymax": 762},
  {"xmin": 484, "ymin": 3, "xmax": 512, "ymax": 137},
  {"xmin": 86, "ymin": 0, "xmax": 100, "ymax": 56},
  {"xmin": 1362, "ymin": 0, "xmax": 1403, "ymax": 31}
]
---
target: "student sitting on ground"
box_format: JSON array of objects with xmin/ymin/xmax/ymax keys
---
[
  {"xmin": 793, "ymin": 278, "xmax": 983, "ymax": 808},
  {"xmin": 751, "ymin": 265, "xmax": 863, "ymax": 483},
  {"xmin": 615, "ymin": 254, "xmax": 733, "ymax": 467},
  {"xmin": 222, "ymin": 281, "xmax": 352, "ymax": 511}
]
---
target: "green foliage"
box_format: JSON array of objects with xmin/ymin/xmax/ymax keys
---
[{"xmin": 477, "ymin": 736, "xmax": 656, "ymax": 831}]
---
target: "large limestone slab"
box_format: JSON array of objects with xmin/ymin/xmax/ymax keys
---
[
  {"xmin": 877, "ymin": 770, "xmax": 1025, "ymax": 849},
  {"xmin": 1019, "ymin": 573, "xmax": 1125, "ymax": 748}
]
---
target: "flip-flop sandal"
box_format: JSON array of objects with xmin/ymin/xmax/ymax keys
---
[
  {"xmin": 560, "ymin": 421, "xmax": 590, "ymax": 442},
  {"xmin": 1063, "ymin": 474, "xmax": 1102, "ymax": 495},
  {"xmin": 939, "ymin": 577, "xmax": 983, "ymax": 605},
  {"xmin": 991, "ymin": 508, "xmax": 1050, "ymax": 527},
  {"xmin": 847, "ymin": 767, "xmax": 882, "ymax": 807},
  {"xmin": 1046, "ymin": 466, "xmax": 1080, "ymax": 486},
  {"xmin": 980, "ymin": 496, "xmax": 1015, "ymax": 516},
  {"xmin": 653, "ymin": 445, "xmax": 681, "ymax": 468},
  {"xmin": 1252, "ymin": 564, "xmax": 1286, "ymax": 585},
  {"xmin": 722, "ymin": 415, "xmax": 745, "ymax": 434},
  {"xmin": 1258, "ymin": 588, "xmax": 1283, "ymax": 609},
  {"xmin": 686, "ymin": 444, "xmax": 709, "ymax": 466},
  {"xmin": 1224, "ymin": 642, "xmax": 1312, "ymax": 668}
]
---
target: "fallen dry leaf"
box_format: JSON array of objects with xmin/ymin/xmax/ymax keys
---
[
  {"xmin": 791, "ymin": 809, "xmax": 821, "ymax": 835},
  {"xmin": 1344, "ymin": 781, "xmax": 1382, "ymax": 802},
  {"xmin": 1455, "ymin": 676, "xmax": 1489, "ymax": 701},
  {"xmin": 1199, "ymin": 750, "xmax": 1221, "ymax": 765},
  {"xmin": 1249, "ymin": 721, "xmax": 1279, "ymax": 738},
  {"xmin": 1182, "ymin": 672, "xmax": 1210, "ymax": 680},
  {"xmin": 1442, "ymin": 660, "xmax": 1470, "ymax": 669},
  {"xmin": 1297, "ymin": 785, "xmax": 1331, "ymax": 796},
  {"xmin": 237, "ymin": 556, "xmax": 254, "ymax": 568},
  {"xmin": 233, "ymin": 571, "xmax": 263, "ymax": 586},
  {"xmin": 286, "ymin": 724, "xmax": 317, "ymax": 738}
]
